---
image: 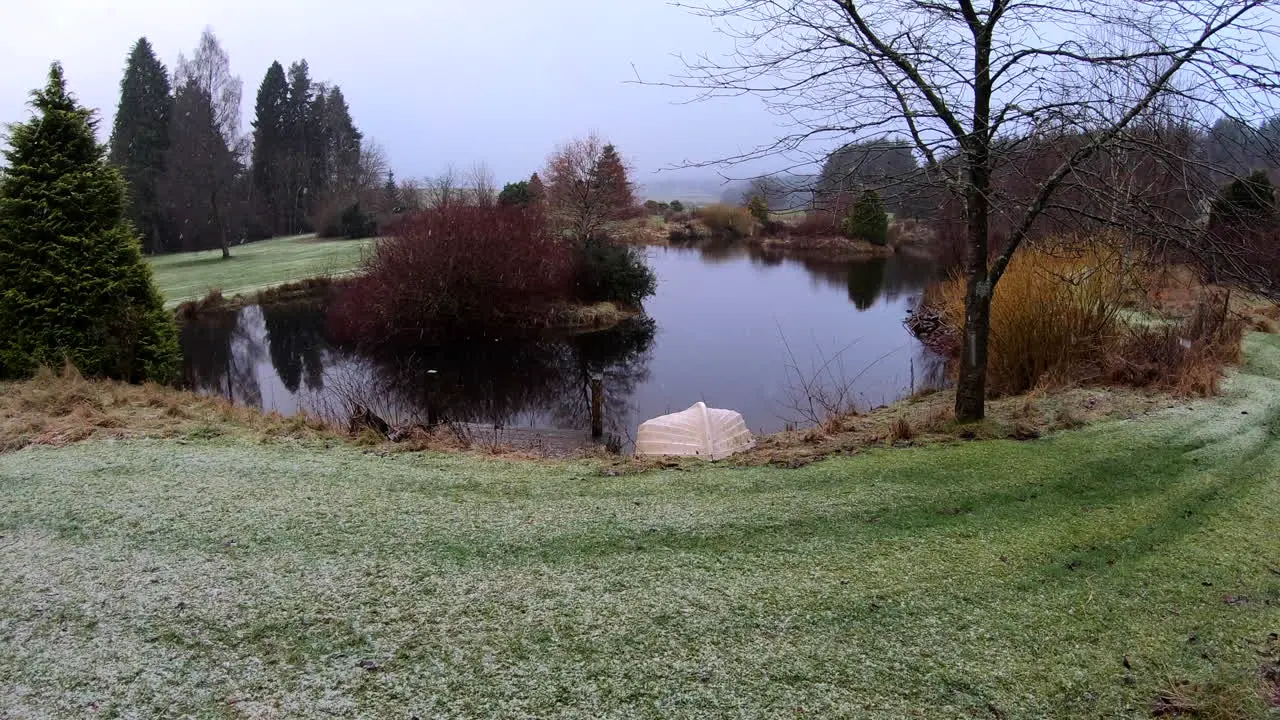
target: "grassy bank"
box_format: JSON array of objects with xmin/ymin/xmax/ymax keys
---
[
  {"xmin": 1, "ymin": 335, "xmax": 1279, "ymax": 716},
  {"xmin": 148, "ymin": 234, "xmax": 373, "ymax": 307}
]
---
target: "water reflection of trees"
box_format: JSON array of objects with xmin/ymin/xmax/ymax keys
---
[
  {"xmin": 357, "ymin": 316, "xmax": 657, "ymax": 433},
  {"xmin": 696, "ymin": 239, "xmax": 750, "ymax": 264},
  {"xmin": 550, "ymin": 316, "xmax": 656, "ymax": 435},
  {"xmin": 733, "ymin": 245, "xmax": 940, "ymax": 311},
  {"xmin": 180, "ymin": 301, "xmax": 658, "ymax": 436},
  {"xmin": 845, "ymin": 259, "xmax": 887, "ymax": 310},
  {"xmin": 179, "ymin": 307, "xmax": 264, "ymax": 406},
  {"xmin": 262, "ymin": 301, "xmax": 326, "ymax": 393}
]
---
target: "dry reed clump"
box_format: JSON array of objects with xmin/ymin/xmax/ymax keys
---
[
  {"xmin": 886, "ymin": 218, "xmax": 934, "ymax": 251},
  {"xmin": 612, "ymin": 217, "xmax": 671, "ymax": 247},
  {"xmin": 789, "ymin": 210, "xmax": 843, "ymax": 237},
  {"xmin": 1151, "ymin": 659, "xmax": 1280, "ymax": 720},
  {"xmin": 924, "ymin": 246, "xmax": 1249, "ymax": 397},
  {"xmin": 930, "ymin": 246, "xmax": 1130, "ymax": 396},
  {"xmin": 735, "ymin": 382, "xmax": 1170, "ymax": 467},
  {"xmin": 696, "ymin": 204, "xmax": 759, "ymax": 239},
  {"xmin": 2, "ymin": 365, "xmax": 619, "ymax": 460},
  {"xmin": 0, "ymin": 364, "xmax": 338, "ymax": 453},
  {"xmin": 1136, "ymin": 263, "xmax": 1279, "ymax": 334}
]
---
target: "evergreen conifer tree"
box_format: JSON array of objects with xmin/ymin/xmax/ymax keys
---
[
  {"xmin": 1212, "ymin": 169, "xmax": 1276, "ymax": 222},
  {"xmin": 0, "ymin": 64, "xmax": 178, "ymax": 381},
  {"xmin": 528, "ymin": 172, "xmax": 546, "ymax": 206},
  {"xmin": 594, "ymin": 144, "xmax": 635, "ymax": 210},
  {"xmin": 844, "ymin": 189, "xmax": 889, "ymax": 245},
  {"xmin": 498, "ymin": 181, "xmax": 533, "ymax": 206},
  {"xmin": 161, "ymin": 81, "xmax": 239, "ymax": 254},
  {"xmin": 382, "ymin": 171, "xmax": 401, "ymax": 211},
  {"xmin": 283, "ymin": 61, "xmax": 314, "ymax": 232},
  {"xmin": 251, "ymin": 61, "xmax": 289, "ymax": 235},
  {"xmin": 108, "ymin": 37, "xmax": 172, "ymax": 254}
]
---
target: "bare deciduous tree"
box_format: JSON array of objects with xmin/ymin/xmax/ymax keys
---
[
  {"xmin": 424, "ymin": 165, "xmax": 461, "ymax": 210},
  {"xmin": 398, "ymin": 177, "xmax": 423, "ymax": 211},
  {"xmin": 168, "ymin": 27, "xmax": 244, "ymax": 258},
  {"xmin": 352, "ymin": 141, "xmax": 389, "ymax": 199},
  {"xmin": 667, "ymin": 0, "xmax": 1280, "ymax": 420},
  {"xmin": 175, "ymin": 27, "xmax": 243, "ymax": 155},
  {"xmin": 544, "ymin": 133, "xmax": 635, "ymax": 239},
  {"xmin": 469, "ymin": 162, "xmax": 498, "ymax": 207}
]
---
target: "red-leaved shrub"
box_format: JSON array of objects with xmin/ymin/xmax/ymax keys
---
[{"xmin": 327, "ymin": 205, "xmax": 576, "ymax": 349}]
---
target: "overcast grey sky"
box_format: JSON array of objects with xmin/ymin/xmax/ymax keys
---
[{"xmin": 1, "ymin": 0, "xmax": 785, "ymax": 186}]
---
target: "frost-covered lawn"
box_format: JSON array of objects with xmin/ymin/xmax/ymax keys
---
[
  {"xmin": 2, "ymin": 336, "xmax": 1279, "ymax": 718},
  {"xmin": 147, "ymin": 234, "xmax": 373, "ymax": 307}
]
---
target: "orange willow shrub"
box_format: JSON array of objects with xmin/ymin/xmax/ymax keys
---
[{"xmin": 929, "ymin": 246, "xmax": 1131, "ymax": 395}]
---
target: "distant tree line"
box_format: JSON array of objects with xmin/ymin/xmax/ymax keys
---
[
  {"xmin": 108, "ymin": 30, "xmax": 385, "ymax": 256},
  {"xmin": 815, "ymin": 120, "xmax": 1280, "ymax": 224}
]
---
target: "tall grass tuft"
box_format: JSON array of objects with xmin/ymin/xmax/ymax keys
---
[{"xmin": 1107, "ymin": 292, "xmax": 1245, "ymax": 396}]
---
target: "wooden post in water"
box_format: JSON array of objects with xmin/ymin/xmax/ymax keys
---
[
  {"xmin": 426, "ymin": 369, "xmax": 440, "ymax": 428},
  {"xmin": 590, "ymin": 372, "xmax": 604, "ymax": 439}
]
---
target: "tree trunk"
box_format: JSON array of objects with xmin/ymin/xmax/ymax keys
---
[
  {"xmin": 955, "ymin": 151, "xmax": 992, "ymax": 422},
  {"xmin": 954, "ymin": 284, "xmax": 992, "ymax": 421},
  {"xmin": 955, "ymin": 25, "xmax": 995, "ymax": 424},
  {"xmin": 214, "ymin": 190, "xmax": 231, "ymax": 259}
]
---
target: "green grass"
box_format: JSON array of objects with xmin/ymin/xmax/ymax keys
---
[
  {"xmin": 2, "ymin": 337, "xmax": 1280, "ymax": 717},
  {"xmin": 147, "ymin": 234, "xmax": 373, "ymax": 307}
]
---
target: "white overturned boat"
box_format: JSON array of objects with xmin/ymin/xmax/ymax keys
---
[{"xmin": 635, "ymin": 402, "xmax": 755, "ymax": 460}]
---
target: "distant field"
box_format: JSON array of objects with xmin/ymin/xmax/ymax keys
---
[{"xmin": 147, "ymin": 234, "xmax": 373, "ymax": 307}]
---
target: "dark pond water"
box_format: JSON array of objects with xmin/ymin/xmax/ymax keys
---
[{"xmin": 180, "ymin": 244, "xmax": 945, "ymax": 447}]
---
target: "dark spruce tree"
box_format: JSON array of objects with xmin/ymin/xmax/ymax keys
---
[
  {"xmin": 283, "ymin": 61, "xmax": 314, "ymax": 233},
  {"xmin": 382, "ymin": 171, "xmax": 401, "ymax": 211},
  {"xmin": 1211, "ymin": 169, "xmax": 1276, "ymax": 222},
  {"xmin": 528, "ymin": 172, "xmax": 546, "ymax": 206},
  {"xmin": 108, "ymin": 37, "xmax": 172, "ymax": 254},
  {"xmin": 305, "ymin": 85, "xmax": 363, "ymax": 207},
  {"xmin": 0, "ymin": 64, "xmax": 178, "ymax": 381},
  {"xmin": 251, "ymin": 60, "xmax": 290, "ymax": 237},
  {"xmin": 317, "ymin": 86, "xmax": 362, "ymax": 195}
]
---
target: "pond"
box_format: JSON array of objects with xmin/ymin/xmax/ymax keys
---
[{"xmin": 179, "ymin": 244, "xmax": 946, "ymax": 449}]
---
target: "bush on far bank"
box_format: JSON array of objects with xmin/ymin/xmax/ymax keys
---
[
  {"xmin": 576, "ymin": 238, "xmax": 656, "ymax": 306},
  {"xmin": 844, "ymin": 190, "xmax": 889, "ymax": 245},
  {"xmin": 327, "ymin": 205, "xmax": 656, "ymax": 350},
  {"xmin": 328, "ymin": 205, "xmax": 576, "ymax": 348}
]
